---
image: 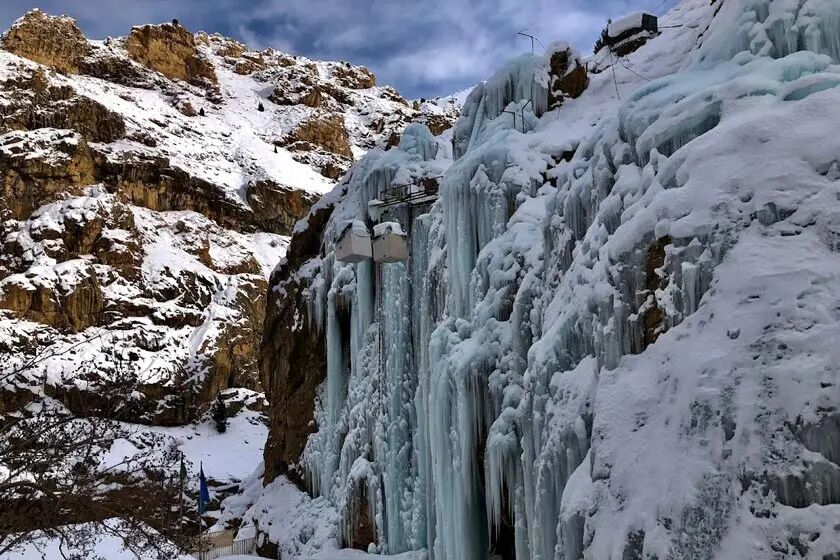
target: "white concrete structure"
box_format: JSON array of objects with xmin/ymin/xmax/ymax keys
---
[
  {"xmin": 335, "ymin": 220, "xmax": 372, "ymax": 263},
  {"xmin": 372, "ymin": 222, "xmax": 409, "ymax": 263}
]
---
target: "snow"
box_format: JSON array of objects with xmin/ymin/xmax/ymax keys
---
[
  {"xmin": 4, "ymin": 519, "xmax": 193, "ymax": 560},
  {"xmin": 103, "ymin": 389, "xmax": 268, "ymax": 484},
  {"xmin": 6, "ymin": 0, "xmax": 840, "ymax": 558},
  {"xmin": 608, "ymin": 12, "xmax": 648, "ymax": 39},
  {"xmin": 372, "ymin": 222, "xmax": 405, "ymax": 237}
]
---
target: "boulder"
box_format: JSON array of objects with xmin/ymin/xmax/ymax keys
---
[
  {"xmin": 423, "ymin": 114, "xmax": 453, "ymax": 136},
  {"xmin": 332, "ymin": 64, "xmax": 376, "ymax": 89}
]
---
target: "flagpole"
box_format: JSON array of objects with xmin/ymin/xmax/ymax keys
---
[
  {"xmin": 179, "ymin": 452, "xmax": 184, "ymax": 525},
  {"xmin": 198, "ymin": 461, "xmax": 203, "ymax": 560}
]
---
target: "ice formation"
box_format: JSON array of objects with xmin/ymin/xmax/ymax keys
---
[{"xmin": 277, "ymin": 0, "xmax": 840, "ymax": 558}]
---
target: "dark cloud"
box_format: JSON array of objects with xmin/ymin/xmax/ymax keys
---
[{"xmin": 0, "ymin": 0, "xmax": 677, "ymax": 98}]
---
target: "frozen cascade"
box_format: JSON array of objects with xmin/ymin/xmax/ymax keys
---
[
  {"xmin": 453, "ymin": 54, "xmax": 549, "ymax": 160},
  {"xmin": 286, "ymin": 1, "xmax": 840, "ymax": 558}
]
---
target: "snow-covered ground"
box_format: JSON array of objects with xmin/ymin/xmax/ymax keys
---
[
  {"xmin": 4, "ymin": 519, "xmax": 193, "ymax": 560},
  {"xmin": 104, "ymin": 388, "xmax": 268, "ymax": 486}
]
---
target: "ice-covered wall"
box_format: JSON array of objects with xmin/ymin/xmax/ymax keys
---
[{"xmin": 267, "ymin": 0, "xmax": 840, "ymax": 558}]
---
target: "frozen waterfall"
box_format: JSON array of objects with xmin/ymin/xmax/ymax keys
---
[{"xmin": 290, "ymin": 0, "xmax": 840, "ymax": 558}]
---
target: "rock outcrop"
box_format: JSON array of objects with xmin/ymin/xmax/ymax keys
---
[
  {"xmin": 125, "ymin": 22, "xmax": 217, "ymax": 86},
  {"xmin": 246, "ymin": 180, "xmax": 320, "ymax": 234},
  {"xmin": 332, "ymin": 63, "xmax": 376, "ymax": 89},
  {"xmin": 0, "ymin": 10, "xmax": 90, "ymax": 74},
  {"xmin": 0, "ymin": 67, "xmax": 126, "ymax": 143},
  {"xmin": 281, "ymin": 112, "xmax": 353, "ymax": 158},
  {"xmin": 0, "ymin": 129, "xmax": 95, "ymax": 221},
  {"xmin": 548, "ymin": 45, "xmax": 588, "ymax": 108},
  {"xmin": 0, "ymin": 189, "xmax": 285, "ymax": 424}
]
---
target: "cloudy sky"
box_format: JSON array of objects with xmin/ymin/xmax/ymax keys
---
[{"xmin": 0, "ymin": 0, "xmax": 677, "ymax": 98}]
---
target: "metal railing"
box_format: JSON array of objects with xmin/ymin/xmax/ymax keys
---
[
  {"xmin": 193, "ymin": 529, "xmax": 256, "ymax": 559},
  {"xmin": 379, "ymin": 176, "xmax": 441, "ymax": 208}
]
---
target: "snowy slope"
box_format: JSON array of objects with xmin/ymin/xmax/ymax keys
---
[{"xmin": 262, "ymin": 0, "xmax": 840, "ymax": 558}]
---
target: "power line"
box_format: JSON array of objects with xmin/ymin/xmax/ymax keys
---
[
  {"xmin": 615, "ymin": 55, "xmax": 652, "ymax": 82},
  {"xmin": 609, "ymin": 51, "xmax": 621, "ymax": 100}
]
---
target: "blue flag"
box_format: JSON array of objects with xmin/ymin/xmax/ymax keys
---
[{"xmin": 198, "ymin": 463, "xmax": 210, "ymax": 514}]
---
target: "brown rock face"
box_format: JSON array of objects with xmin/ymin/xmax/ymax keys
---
[
  {"xmin": 232, "ymin": 53, "xmax": 267, "ymax": 76},
  {"xmin": 246, "ymin": 180, "xmax": 319, "ymax": 235},
  {"xmin": 333, "ymin": 64, "xmax": 376, "ymax": 89},
  {"xmin": 548, "ymin": 48, "xmax": 589, "ymax": 109},
  {"xmin": 78, "ymin": 50, "xmax": 156, "ymax": 89},
  {"xmin": 125, "ymin": 22, "xmax": 217, "ymax": 86},
  {"xmin": 423, "ymin": 114, "xmax": 454, "ymax": 136},
  {"xmin": 282, "ymin": 113, "xmax": 352, "ymax": 158},
  {"xmin": 0, "ymin": 266, "xmax": 104, "ymax": 332},
  {"xmin": 202, "ymin": 277, "xmax": 267, "ymax": 393},
  {"xmin": 268, "ymin": 63, "xmax": 348, "ymax": 110},
  {"xmin": 0, "ymin": 70, "xmax": 127, "ymax": 143},
  {"xmin": 0, "ymin": 124, "xmax": 313, "ymax": 237},
  {"xmin": 640, "ymin": 236, "xmax": 671, "ymax": 350},
  {"xmin": 0, "ymin": 129, "xmax": 95, "ymax": 221},
  {"xmin": 1, "ymin": 10, "xmax": 91, "ymax": 74},
  {"xmin": 260, "ymin": 202, "xmax": 335, "ymax": 482},
  {"xmin": 346, "ymin": 484, "xmax": 376, "ymax": 550},
  {"xmin": 93, "ymin": 151, "xmax": 313, "ymax": 236},
  {"xmin": 233, "ymin": 59, "xmax": 262, "ymax": 75},
  {"xmin": 0, "ymin": 188, "xmax": 279, "ymax": 424}
]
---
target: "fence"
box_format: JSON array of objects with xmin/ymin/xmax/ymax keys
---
[{"xmin": 193, "ymin": 529, "xmax": 257, "ymax": 559}]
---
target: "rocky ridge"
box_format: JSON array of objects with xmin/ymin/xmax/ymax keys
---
[{"xmin": 0, "ymin": 9, "xmax": 460, "ymax": 425}]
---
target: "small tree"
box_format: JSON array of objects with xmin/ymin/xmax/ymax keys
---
[
  {"xmin": 594, "ymin": 19, "xmax": 612, "ymax": 54},
  {"xmin": 257, "ymin": 102, "xmax": 265, "ymax": 112},
  {"xmin": 211, "ymin": 393, "xmax": 227, "ymax": 434},
  {"xmin": 0, "ymin": 340, "xmax": 194, "ymax": 558}
]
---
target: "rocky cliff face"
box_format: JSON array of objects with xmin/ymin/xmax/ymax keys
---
[
  {"xmin": 258, "ymin": 0, "xmax": 840, "ymax": 558},
  {"xmin": 0, "ymin": 9, "xmax": 90, "ymax": 73},
  {"xmin": 0, "ymin": 9, "xmax": 459, "ymax": 425},
  {"xmin": 125, "ymin": 21, "xmax": 218, "ymax": 86}
]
